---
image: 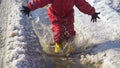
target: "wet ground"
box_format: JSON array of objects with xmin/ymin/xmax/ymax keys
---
[
  {"xmin": 43, "ymin": 54, "xmax": 96, "ymax": 68},
  {"xmin": 52, "ymin": 57, "xmax": 81, "ymax": 68}
]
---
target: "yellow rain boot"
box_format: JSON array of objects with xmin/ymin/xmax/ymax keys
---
[{"xmin": 54, "ymin": 43, "xmax": 63, "ymax": 53}]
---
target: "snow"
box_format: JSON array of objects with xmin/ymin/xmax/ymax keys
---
[
  {"xmin": 1, "ymin": 0, "xmax": 120, "ymax": 68},
  {"xmin": 74, "ymin": 0, "xmax": 120, "ymax": 67},
  {"xmin": 2, "ymin": 0, "xmax": 46, "ymax": 68}
]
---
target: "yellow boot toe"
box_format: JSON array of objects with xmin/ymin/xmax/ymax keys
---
[{"xmin": 54, "ymin": 43, "xmax": 63, "ymax": 53}]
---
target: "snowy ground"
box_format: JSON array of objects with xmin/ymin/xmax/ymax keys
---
[
  {"xmin": 0, "ymin": 0, "xmax": 8, "ymax": 68},
  {"xmin": 1, "ymin": 0, "xmax": 120, "ymax": 68}
]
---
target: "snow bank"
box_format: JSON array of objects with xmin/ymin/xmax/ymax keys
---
[
  {"xmin": 4, "ymin": 1, "xmax": 27, "ymax": 68},
  {"xmin": 4, "ymin": 0, "xmax": 46, "ymax": 68},
  {"xmin": 0, "ymin": 0, "xmax": 8, "ymax": 67}
]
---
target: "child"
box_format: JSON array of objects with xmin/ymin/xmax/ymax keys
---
[{"xmin": 21, "ymin": 0, "xmax": 100, "ymax": 54}]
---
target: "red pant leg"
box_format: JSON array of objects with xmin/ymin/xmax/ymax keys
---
[
  {"xmin": 63, "ymin": 23, "xmax": 76, "ymax": 41},
  {"xmin": 52, "ymin": 23, "xmax": 65, "ymax": 43},
  {"xmin": 50, "ymin": 10, "xmax": 75, "ymax": 43},
  {"xmin": 52, "ymin": 22, "xmax": 76, "ymax": 43}
]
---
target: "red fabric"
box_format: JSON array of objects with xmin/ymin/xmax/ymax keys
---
[
  {"xmin": 52, "ymin": 20, "xmax": 76, "ymax": 43},
  {"xmin": 28, "ymin": 0, "xmax": 95, "ymax": 43}
]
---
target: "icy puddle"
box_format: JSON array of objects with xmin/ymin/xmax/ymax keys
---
[
  {"xmin": 43, "ymin": 53, "xmax": 102, "ymax": 68},
  {"xmin": 53, "ymin": 57, "xmax": 81, "ymax": 68}
]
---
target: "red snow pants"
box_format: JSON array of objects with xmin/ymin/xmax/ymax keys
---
[
  {"xmin": 52, "ymin": 22, "xmax": 76, "ymax": 43},
  {"xmin": 48, "ymin": 13, "xmax": 76, "ymax": 43}
]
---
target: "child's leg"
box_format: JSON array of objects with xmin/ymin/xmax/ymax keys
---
[
  {"xmin": 63, "ymin": 23, "xmax": 76, "ymax": 54},
  {"xmin": 51, "ymin": 22, "xmax": 76, "ymax": 43},
  {"xmin": 63, "ymin": 23, "xmax": 76, "ymax": 41},
  {"xmin": 52, "ymin": 23, "xmax": 65, "ymax": 44},
  {"xmin": 51, "ymin": 23, "xmax": 66, "ymax": 53}
]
